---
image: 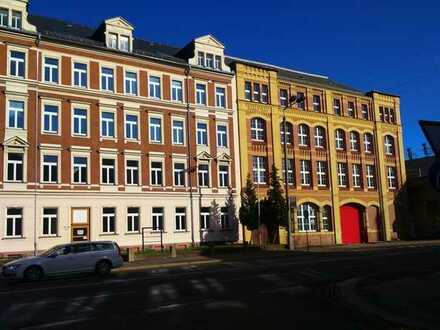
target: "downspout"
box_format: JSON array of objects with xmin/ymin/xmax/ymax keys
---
[
  {"xmin": 185, "ymin": 64, "xmax": 195, "ymax": 246},
  {"xmin": 33, "ymin": 32, "xmax": 41, "ymax": 255}
]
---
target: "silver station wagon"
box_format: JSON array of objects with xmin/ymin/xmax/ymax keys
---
[{"xmin": 2, "ymin": 241, "xmax": 123, "ymax": 281}]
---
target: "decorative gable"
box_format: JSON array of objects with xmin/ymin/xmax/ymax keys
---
[
  {"xmin": 187, "ymin": 34, "xmax": 231, "ymax": 72},
  {"xmin": 196, "ymin": 151, "xmax": 214, "ymax": 160},
  {"xmin": 103, "ymin": 16, "xmax": 134, "ymax": 52},
  {"xmin": 217, "ymin": 153, "xmax": 233, "ymax": 162},
  {"xmin": 2, "ymin": 136, "xmax": 29, "ymax": 149}
]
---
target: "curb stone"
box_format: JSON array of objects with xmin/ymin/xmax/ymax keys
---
[{"xmin": 114, "ymin": 258, "xmax": 222, "ymax": 273}]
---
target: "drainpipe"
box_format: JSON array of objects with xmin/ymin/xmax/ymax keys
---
[
  {"xmin": 33, "ymin": 32, "xmax": 41, "ymax": 255},
  {"xmin": 185, "ymin": 64, "xmax": 195, "ymax": 246}
]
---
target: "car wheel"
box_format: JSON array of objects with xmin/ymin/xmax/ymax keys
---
[
  {"xmin": 95, "ymin": 260, "xmax": 112, "ymax": 276},
  {"xmin": 24, "ymin": 266, "xmax": 44, "ymax": 281}
]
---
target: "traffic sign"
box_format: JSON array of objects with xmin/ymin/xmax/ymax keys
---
[
  {"xmin": 429, "ymin": 161, "xmax": 440, "ymax": 192},
  {"xmin": 420, "ymin": 120, "xmax": 440, "ymax": 157}
]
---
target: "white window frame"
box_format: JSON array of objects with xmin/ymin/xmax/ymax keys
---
[
  {"xmin": 125, "ymin": 113, "xmax": 139, "ymax": 141},
  {"xmin": 317, "ymin": 161, "xmax": 327, "ymax": 187},
  {"xmin": 6, "ymin": 152, "xmax": 24, "ymax": 182},
  {"xmin": 337, "ymin": 163, "xmax": 347, "ymax": 187},
  {"xmin": 313, "ymin": 95, "xmax": 321, "ymax": 112},
  {"xmin": 102, "ymin": 207, "xmax": 116, "ymax": 234},
  {"xmin": 215, "ymin": 86, "xmax": 226, "ymax": 108},
  {"xmin": 124, "ymin": 70, "xmax": 138, "ymax": 96},
  {"xmin": 43, "ymin": 56, "xmax": 60, "ymax": 84},
  {"xmin": 251, "ymin": 118, "xmax": 265, "ymax": 142},
  {"xmin": 366, "ymin": 165, "xmax": 376, "ymax": 189},
  {"xmin": 151, "ymin": 160, "xmax": 164, "ymax": 186},
  {"xmin": 352, "ymin": 164, "xmax": 362, "ymax": 188},
  {"xmin": 127, "ymin": 207, "xmax": 140, "ymax": 233},
  {"xmin": 200, "ymin": 208, "xmax": 210, "ymax": 231},
  {"xmin": 100, "ymin": 110, "xmax": 116, "ymax": 139},
  {"xmin": 42, "ymin": 102, "xmax": 60, "ymax": 135},
  {"xmin": 119, "ymin": 35, "xmax": 130, "ymax": 52},
  {"xmin": 218, "ymin": 163, "xmax": 229, "ymax": 187},
  {"xmin": 282, "ymin": 158, "xmax": 294, "ymax": 185},
  {"xmin": 101, "ymin": 66, "xmax": 115, "ymax": 92},
  {"xmin": 72, "ymin": 155, "xmax": 89, "ymax": 185},
  {"xmin": 173, "ymin": 162, "xmax": 186, "ymax": 187},
  {"xmin": 149, "ymin": 75, "xmax": 162, "ymax": 99},
  {"xmin": 314, "ymin": 126, "xmax": 325, "ymax": 148},
  {"xmin": 198, "ymin": 163, "xmax": 210, "ymax": 187},
  {"xmin": 42, "ymin": 208, "xmax": 58, "ymax": 236},
  {"xmin": 196, "ymin": 83, "xmax": 207, "ymax": 105},
  {"xmin": 152, "ymin": 207, "xmax": 164, "ymax": 232},
  {"xmin": 72, "ymin": 61, "xmax": 88, "ymax": 88},
  {"xmin": 6, "ymin": 208, "xmax": 23, "ymax": 238},
  {"xmin": 298, "ymin": 125, "xmax": 309, "ymax": 147},
  {"xmin": 149, "ymin": 115, "xmax": 163, "ymax": 144},
  {"xmin": 300, "ymin": 160, "xmax": 311, "ymax": 186},
  {"xmin": 72, "ymin": 106, "xmax": 89, "ymax": 137},
  {"xmin": 7, "ymin": 99, "xmax": 25, "ymax": 129},
  {"xmin": 387, "ymin": 167, "xmax": 397, "ymax": 189},
  {"xmin": 385, "ymin": 135, "xmax": 395, "ymax": 156},
  {"xmin": 125, "ymin": 158, "xmax": 140, "ymax": 186},
  {"xmin": 9, "ymin": 48, "xmax": 26, "ymax": 78},
  {"xmin": 197, "ymin": 121, "xmax": 208, "ymax": 146},
  {"xmin": 335, "ymin": 130, "xmax": 345, "ymax": 150},
  {"xmin": 41, "ymin": 153, "xmax": 59, "ymax": 184},
  {"xmin": 297, "ymin": 204, "xmax": 317, "ymax": 232},
  {"xmin": 217, "ymin": 124, "xmax": 228, "ymax": 148},
  {"xmin": 172, "ymin": 118, "xmax": 185, "ymax": 145},
  {"xmin": 175, "ymin": 208, "xmax": 187, "ymax": 231},
  {"xmin": 171, "ymin": 79, "xmax": 183, "ymax": 102},
  {"xmin": 364, "ymin": 133, "xmax": 373, "ymax": 153},
  {"xmin": 252, "ymin": 156, "xmax": 266, "ymax": 184},
  {"xmin": 350, "ymin": 132, "xmax": 359, "ymax": 152},
  {"xmin": 101, "ymin": 157, "xmax": 116, "ymax": 185}
]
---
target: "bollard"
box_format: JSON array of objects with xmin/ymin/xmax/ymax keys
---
[
  {"xmin": 128, "ymin": 248, "xmax": 135, "ymax": 262},
  {"xmin": 170, "ymin": 244, "xmax": 177, "ymax": 258}
]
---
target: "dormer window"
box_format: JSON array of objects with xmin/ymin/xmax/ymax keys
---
[
  {"xmin": 0, "ymin": 8, "xmax": 8, "ymax": 27},
  {"xmin": 109, "ymin": 33, "xmax": 118, "ymax": 49},
  {"xmin": 120, "ymin": 35, "xmax": 129, "ymax": 52},
  {"xmin": 214, "ymin": 55, "xmax": 222, "ymax": 70},
  {"xmin": 198, "ymin": 52, "xmax": 205, "ymax": 66},
  {"xmin": 11, "ymin": 11, "xmax": 22, "ymax": 29},
  {"xmin": 206, "ymin": 54, "xmax": 214, "ymax": 68}
]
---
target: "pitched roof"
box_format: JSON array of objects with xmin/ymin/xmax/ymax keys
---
[
  {"xmin": 225, "ymin": 56, "xmax": 365, "ymax": 96},
  {"xmin": 27, "ymin": 15, "xmax": 186, "ymax": 64}
]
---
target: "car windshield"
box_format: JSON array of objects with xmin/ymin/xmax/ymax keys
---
[{"xmin": 40, "ymin": 245, "xmax": 65, "ymax": 257}]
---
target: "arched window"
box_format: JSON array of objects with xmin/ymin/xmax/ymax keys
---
[
  {"xmin": 384, "ymin": 135, "xmax": 395, "ymax": 155},
  {"xmin": 250, "ymin": 118, "xmax": 266, "ymax": 142},
  {"xmin": 297, "ymin": 203, "xmax": 317, "ymax": 232},
  {"xmin": 349, "ymin": 131, "xmax": 360, "ymax": 152},
  {"xmin": 363, "ymin": 133, "xmax": 374, "ymax": 153},
  {"xmin": 322, "ymin": 205, "xmax": 332, "ymax": 231},
  {"xmin": 335, "ymin": 129, "xmax": 346, "ymax": 150},
  {"xmin": 298, "ymin": 124, "xmax": 310, "ymax": 147},
  {"xmin": 280, "ymin": 122, "xmax": 293, "ymax": 145},
  {"xmin": 314, "ymin": 126, "xmax": 326, "ymax": 148}
]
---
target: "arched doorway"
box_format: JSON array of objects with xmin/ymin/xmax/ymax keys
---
[{"xmin": 340, "ymin": 204, "xmax": 363, "ymax": 244}]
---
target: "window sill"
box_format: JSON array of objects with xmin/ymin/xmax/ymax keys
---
[
  {"xmin": 72, "ymin": 134, "xmax": 89, "ymax": 139},
  {"xmin": 2, "ymin": 236, "xmax": 26, "ymax": 240},
  {"xmin": 174, "ymin": 230, "xmax": 189, "ymax": 233},
  {"xmin": 99, "ymin": 233, "xmax": 118, "ymax": 236},
  {"xmin": 39, "ymin": 235, "xmax": 61, "ymax": 239},
  {"xmin": 125, "ymin": 232, "xmax": 141, "ymax": 235}
]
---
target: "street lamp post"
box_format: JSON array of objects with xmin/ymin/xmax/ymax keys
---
[{"xmin": 283, "ymin": 94, "xmax": 304, "ymax": 250}]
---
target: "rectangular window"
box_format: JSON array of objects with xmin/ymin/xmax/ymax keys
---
[
  {"xmin": 387, "ymin": 167, "xmax": 397, "ymax": 189},
  {"xmin": 253, "ymin": 83, "xmax": 261, "ymax": 102},
  {"xmin": 174, "ymin": 163, "xmax": 185, "ymax": 187},
  {"xmin": 244, "ymin": 81, "xmax": 252, "ymax": 101},
  {"xmin": 7, "ymin": 100, "xmax": 24, "ymax": 129},
  {"xmin": 172, "ymin": 80, "xmax": 183, "ymax": 102},
  {"xmin": 197, "ymin": 122, "xmax": 208, "ymax": 145},
  {"xmin": 219, "ymin": 164, "xmax": 229, "ymax": 187},
  {"xmin": 73, "ymin": 108, "xmax": 88, "ymax": 136},
  {"xmin": 214, "ymin": 55, "xmax": 222, "ymax": 70},
  {"xmin": 280, "ymin": 89, "xmax": 288, "ymax": 107},
  {"xmin": 10, "ymin": 51, "xmax": 25, "ymax": 78},
  {"xmin": 43, "ymin": 105, "xmax": 59, "ymax": 134},
  {"xmin": 198, "ymin": 164, "xmax": 210, "ymax": 187},
  {"xmin": 73, "ymin": 157, "xmax": 88, "ymax": 184},
  {"xmin": 109, "ymin": 33, "xmax": 118, "ymax": 49},
  {"xmin": 172, "ymin": 119, "xmax": 184, "ymax": 145},
  {"xmin": 221, "ymin": 207, "xmax": 229, "ymax": 230},
  {"xmin": 0, "ymin": 8, "xmax": 8, "ymax": 27},
  {"xmin": 317, "ymin": 161, "xmax": 327, "ymax": 187},
  {"xmin": 389, "ymin": 109, "xmax": 395, "ymax": 123},
  {"xmin": 282, "ymin": 159, "xmax": 294, "ymax": 185},
  {"xmin": 347, "ymin": 101, "xmax": 355, "ymax": 118},
  {"xmin": 149, "ymin": 76, "xmax": 161, "ymax": 99},
  {"xmin": 102, "ymin": 207, "xmax": 115, "ymax": 234},
  {"xmin": 297, "ymin": 92, "xmax": 305, "ymax": 110},
  {"xmin": 196, "ymin": 84, "xmax": 207, "ymax": 105},
  {"xmin": 216, "ymin": 87, "xmax": 226, "ymax": 108},
  {"xmin": 217, "ymin": 124, "xmax": 228, "ymax": 148},
  {"xmin": 101, "ymin": 67, "xmax": 114, "ymax": 92},
  {"xmin": 73, "ymin": 62, "xmax": 87, "ymax": 88},
  {"xmin": 7, "ymin": 153, "xmax": 23, "ymax": 182},
  {"xmin": 198, "ymin": 52, "xmax": 205, "ymax": 66},
  {"xmin": 206, "ymin": 54, "xmax": 214, "ymax": 68},
  {"xmin": 366, "ymin": 165, "xmax": 376, "ymax": 189},
  {"xmin": 200, "ymin": 207, "xmax": 210, "ymax": 230},
  {"xmin": 42, "ymin": 155, "xmax": 58, "ymax": 183},
  {"xmin": 6, "ymin": 208, "xmax": 22, "ymax": 237},
  {"xmin": 151, "ymin": 161, "xmax": 163, "ymax": 186},
  {"xmin": 101, "ymin": 112, "xmax": 115, "ymax": 138},
  {"xmin": 352, "ymin": 164, "xmax": 362, "ymax": 188},
  {"xmin": 252, "ymin": 156, "xmax": 267, "ymax": 184},
  {"xmin": 175, "ymin": 208, "xmax": 186, "ymax": 231},
  {"xmin": 125, "ymin": 72, "xmax": 138, "ymax": 95},
  {"xmin": 261, "ymin": 85, "xmax": 269, "ymax": 103},
  {"xmin": 102, "ymin": 158, "xmax": 115, "ymax": 185},
  {"xmin": 379, "ymin": 107, "xmax": 385, "ymax": 122},
  {"xmin": 125, "ymin": 114, "xmax": 138, "ymax": 140},
  {"xmin": 300, "ymin": 160, "xmax": 311, "ymax": 186},
  {"xmin": 44, "ymin": 57, "xmax": 59, "ymax": 83},
  {"xmin": 43, "ymin": 208, "xmax": 58, "ymax": 236},
  {"xmin": 364, "ymin": 134, "xmax": 373, "ymax": 153},
  {"xmin": 361, "ymin": 104, "xmax": 369, "ymax": 120},
  {"xmin": 152, "ymin": 207, "xmax": 164, "ymax": 231},
  {"xmin": 120, "ymin": 35, "xmax": 130, "ymax": 52},
  {"xmin": 149, "ymin": 117, "xmax": 162, "ymax": 143},
  {"xmin": 126, "ymin": 160, "xmax": 139, "ymax": 185},
  {"xmin": 333, "ymin": 98, "xmax": 341, "ymax": 115},
  {"xmin": 11, "ymin": 11, "xmax": 22, "ymax": 29},
  {"xmin": 313, "ymin": 95, "xmax": 321, "ymax": 112},
  {"xmin": 127, "ymin": 207, "xmax": 139, "ymax": 232},
  {"xmin": 337, "ymin": 163, "xmax": 348, "ymax": 187}
]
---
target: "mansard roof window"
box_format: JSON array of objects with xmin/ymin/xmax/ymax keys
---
[
  {"xmin": 120, "ymin": 35, "xmax": 130, "ymax": 52},
  {"xmin": 108, "ymin": 33, "xmax": 118, "ymax": 49},
  {"xmin": 11, "ymin": 10, "xmax": 22, "ymax": 30},
  {"xmin": 0, "ymin": 8, "xmax": 8, "ymax": 27}
]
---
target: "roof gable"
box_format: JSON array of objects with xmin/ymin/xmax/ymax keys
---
[
  {"xmin": 104, "ymin": 17, "xmax": 134, "ymax": 31},
  {"xmin": 194, "ymin": 34, "xmax": 224, "ymax": 49}
]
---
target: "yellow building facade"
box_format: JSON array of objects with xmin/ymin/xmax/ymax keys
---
[{"xmin": 228, "ymin": 58, "xmax": 405, "ymax": 247}]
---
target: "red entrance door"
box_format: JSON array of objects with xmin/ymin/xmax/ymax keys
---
[{"xmin": 340, "ymin": 205, "xmax": 362, "ymax": 244}]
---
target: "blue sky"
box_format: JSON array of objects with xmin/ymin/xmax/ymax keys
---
[{"xmin": 30, "ymin": 0, "xmax": 440, "ymax": 157}]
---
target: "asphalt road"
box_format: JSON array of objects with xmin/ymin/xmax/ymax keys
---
[{"xmin": 2, "ymin": 243, "xmax": 440, "ymax": 330}]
